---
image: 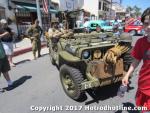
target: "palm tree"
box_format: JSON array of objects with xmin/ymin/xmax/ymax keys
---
[
  {"xmin": 133, "ymin": 5, "xmax": 141, "ymax": 18},
  {"xmin": 126, "ymin": 6, "xmax": 133, "ymax": 16}
]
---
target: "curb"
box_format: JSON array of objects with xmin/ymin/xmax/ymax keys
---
[{"xmin": 13, "ymin": 43, "xmax": 47, "ymax": 57}]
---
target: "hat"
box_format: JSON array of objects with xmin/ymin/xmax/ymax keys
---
[
  {"xmin": 0, "ymin": 19, "xmax": 7, "ymax": 24},
  {"xmin": 120, "ymin": 32, "xmax": 132, "ymax": 41}
]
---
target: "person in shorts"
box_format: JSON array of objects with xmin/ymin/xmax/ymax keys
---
[
  {"xmin": 0, "ymin": 19, "xmax": 15, "ymax": 67},
  {"xmin": 122, "ymin": 7, "xmax": 150, "ymax": 113},
  {"xmin": 0, "ymin": 29, "xmax": 13, "ymax": 91}
]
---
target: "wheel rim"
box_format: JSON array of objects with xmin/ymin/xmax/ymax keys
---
[{"xmin": 62, "ymin": 74, "xmax": 76, "ymax": 95}]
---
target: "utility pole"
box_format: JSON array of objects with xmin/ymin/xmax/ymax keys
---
[
  {"xmin": 36, "ymin": 0, "xmax": 44, "ymax": 41},
  {"xmin": 72, "ymin": 0, "xmax": 74, "ymax": 11},
  {"xmin": 36, "ymin": 0, "xmax": 42, "ymax": 27},
  {"xmin": 120, "ymin": 0, "xmax": 122, "ymax": 5},
  {"xmin": 48, "ymin": 0, "xmax": 51, "ymax": 28},
  {"xmin": 110, "ymin": 0, "xmax": 112, "ymax": 19}
]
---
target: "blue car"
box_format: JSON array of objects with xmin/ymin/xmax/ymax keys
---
[{"xmin": 83, "ymin": 20, "xmax": 113, "ymax": 32}]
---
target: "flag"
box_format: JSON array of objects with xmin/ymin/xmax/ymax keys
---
[{"xmin": 42, "ymin": 0, "xmax": 49, "ymax": 14}]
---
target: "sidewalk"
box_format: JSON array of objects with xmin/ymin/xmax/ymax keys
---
[{"xmin": 13, "ymin": 38, "xmax": 47, "ymax": 57}]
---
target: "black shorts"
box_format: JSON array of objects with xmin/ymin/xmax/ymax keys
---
[{"xmin": 0, "ymin": 56, "xmax": 10, "ymax": 74}]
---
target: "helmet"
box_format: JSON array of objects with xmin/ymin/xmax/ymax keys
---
[{"xmin": 120, "ymin": 32, "xmax": 132, "ymax": 42}]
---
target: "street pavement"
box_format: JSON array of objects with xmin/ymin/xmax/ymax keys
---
[{"xmin": 0, "ymin": 36, "xmax": 143, "ymax": 113}]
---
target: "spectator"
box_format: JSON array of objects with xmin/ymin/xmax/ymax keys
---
[
  {"xmin": 0, "ymin": 26, "xmax": 13, "ymax": 91},
  {"xmin": 0, "ymin": 19, "xmax": 15, "ymax": 67},
  {"xmin": 113, "ymin": 18, "xmax": 120, "ymax": 29}
]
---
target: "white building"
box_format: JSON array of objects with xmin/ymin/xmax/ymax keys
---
[
  {"xmin": 112, "ymin": 3, "xmax": 126, "ymax": 19},
  {"xmin": 52, "ymin": 0, "xmax": 84, "ymax": 11},
  {"xmin": 54, "ymin": 0, "xmax": 111, "ymax": 19},
  {"xmin": 82, "ymin": 0, "xmax": 111, "ymax": 19}
]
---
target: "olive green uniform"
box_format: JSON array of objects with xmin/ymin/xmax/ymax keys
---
[
  {"xmin": 48, "ymin": 28, "xmax": 62, "ymax": 39},
  {"xmin": 48, "ymin": 28, "xmax": 63, "ymax": 51},
  {"xmin": 27, "ymin": 25, "xmax": 43, "ymax": 59}
]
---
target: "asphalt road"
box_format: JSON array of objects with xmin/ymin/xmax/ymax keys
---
[{"xmin": 0, "ymin": 36, "xmax": 143, "ymax": 113}]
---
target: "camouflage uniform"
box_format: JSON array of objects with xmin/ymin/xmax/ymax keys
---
[
  {"xmin": 48, "ymin": 18, "xmax": 63, "ymax": 42},
  {"xmin": 27, "ymin": 24, "xmax": 43, "ymax": 59},
  {"xmin": 48, "ymin": 27, "xmax": 63, "ymax": 51}
]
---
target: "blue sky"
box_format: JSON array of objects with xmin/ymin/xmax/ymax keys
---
[{"xmin": 121, "ymin": 0, "xmax": 150, "ymax": 12}]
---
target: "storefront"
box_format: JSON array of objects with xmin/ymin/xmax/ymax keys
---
[{"xmin": 11, "ymin": 0, "xmax": 58, "ymax": 35}]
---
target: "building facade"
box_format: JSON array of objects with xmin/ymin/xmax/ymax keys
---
[
  {"xmin": 0, "ymin": 0, "xmax": 58, "ymax": 36},
  {"xmin": 52, "ymin": 0, "xmax": 84, "ymax": 11},
  {"xmin": 82, "ymin": 0, "xmax": 111, "ymax": 20},
  {"xmin": 112, "ymin": 3, "xmax": 126, "ymax": 19}
]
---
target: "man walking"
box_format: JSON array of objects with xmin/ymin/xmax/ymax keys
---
[
  {"xmin": 27, "ymin": 19, "xmax": 43, "ymax": 60},
  {"xmin": 0, "ymin": 27, "xmax": 13, "ymax": 92}
]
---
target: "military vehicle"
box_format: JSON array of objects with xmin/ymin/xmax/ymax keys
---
[{"xmin": 48, "ymin": 32, "xmax": 133, "ymax": 100}]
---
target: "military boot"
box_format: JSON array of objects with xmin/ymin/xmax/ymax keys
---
[{"xmin": 38, "ymin": 53, "xmax": 41, "ymax": 58}]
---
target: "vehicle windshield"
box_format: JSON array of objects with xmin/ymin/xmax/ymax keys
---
[{"xmin": 91, "ymin": 23, "xmax": 99, "ymax": 27}]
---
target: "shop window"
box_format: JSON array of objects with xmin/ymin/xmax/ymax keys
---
[
  {"xmin": 103, "ymin": 3, "xmax": 109, "ymax": 11},
  {"xmin": 99, "ymin": 2, "xmax": 101, "ymax": 10}
]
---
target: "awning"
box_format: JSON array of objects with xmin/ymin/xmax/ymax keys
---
[
  {"xmin": 49, "ymin": 9, "xmax": 58, "ymax": 13},
  {"xmin": 16, "ymin": 5, "xmax": 58, "ymax": 13},
  {"xmin": 16, "ymin": 5, "xmax": 37, "ymax": 12}
]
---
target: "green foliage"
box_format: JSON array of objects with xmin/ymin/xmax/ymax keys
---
[{"xmin": 126, "ymin": 5, "xmax": 142, "ymax": 18}]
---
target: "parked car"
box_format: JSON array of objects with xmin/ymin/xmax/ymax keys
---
[
  {"xmin": 83, "ymin": 20, "xmax": 113, "ymax": 32},
  {"xmin": 124, "ymin": 19, "xmax": 144, "ymax": 36}
]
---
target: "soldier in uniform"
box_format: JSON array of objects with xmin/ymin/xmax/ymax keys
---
[
  {"xmin": 27, "ymin": 19, "xmax": 43, "ymax": 60},
  {"xmin": 47, "ymin": 19, "xmax": 74, "ymax": 45},
  {"xmin": 47, "ymin": 19, "xmax": 63, "ymax": 49},
  {"xmin": 48, "ymin": 19, "xmax": 62, "ymax": 39}
]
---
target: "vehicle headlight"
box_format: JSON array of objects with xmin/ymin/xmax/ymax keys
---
[{"xmin": 82, "ymin": 50, "xmax": 90, "ymax": 59}]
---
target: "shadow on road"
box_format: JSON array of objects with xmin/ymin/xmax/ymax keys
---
[
  {"xmin": 41, "ymin": 53, "xmax": 48, "ymax": 57},
  {"xmin": 115, "ymin": 102, "xmax": 140, "ymax": 113},
  {"xmin": 15, "ymin": 59, "xmax": 31, "ymax": 65},
  {"xmin": 3, "ymin": 75, "xmax": 32, "ymax": 91},
  {"xmin": 85, "ymin": 82, "xmax": 134, "ymax": 105}
]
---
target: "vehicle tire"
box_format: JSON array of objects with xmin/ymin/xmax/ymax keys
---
[
  {"xmin": 60, "ymin": 64, "xmax": 84, "ymax": 100},
  {"xmin": 129, "ymin": 30, "xmax": 137, "ymax": 36}
]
